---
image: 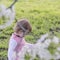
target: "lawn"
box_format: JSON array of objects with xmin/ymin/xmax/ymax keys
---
[{"xmin": 0, "ymin": 0, "xmax": 60, "ymax": 59}]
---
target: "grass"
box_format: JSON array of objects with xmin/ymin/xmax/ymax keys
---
[{"xmin": 0, "ymin": 0, "xmax": 60, "ymax": 59}]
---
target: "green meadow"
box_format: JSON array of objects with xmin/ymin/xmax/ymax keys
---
[{"xmin": 0, "ymin": 0, "xmax": 60, "ymax": 59}]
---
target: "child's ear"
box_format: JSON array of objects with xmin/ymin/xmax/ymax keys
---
[{"xmin": 24, "ymin": 30, "xmax": 29, "ymax": 35}]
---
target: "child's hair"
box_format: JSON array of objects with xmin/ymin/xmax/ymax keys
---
[{"xmin": 14, "ymin": 19, "xmax": 32, "ymax": 34}]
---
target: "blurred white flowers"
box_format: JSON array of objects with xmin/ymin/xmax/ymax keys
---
[
  {"xmin": 57, "ymin": 47, "xmax": 60, "ymax": 51},
  {"xmin": 0, "ymin": 4, "xmax": 15, "ymax": 29},
  {"xmin": 18, "ymin": 33, "xmax": 60, "ymax": 60},
  {"xmin": 52, "ymin": 36, "xmax": 60, "ymax": 44}
]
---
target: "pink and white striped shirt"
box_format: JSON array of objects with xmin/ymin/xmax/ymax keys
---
[{"xmin": 8, "ymin": 33, "xmax": 26, "ymax": 60}]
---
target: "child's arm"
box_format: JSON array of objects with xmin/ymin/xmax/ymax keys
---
[{"xmin": 8, "ymin": 39, "xmax": 17, "ymax": 60}]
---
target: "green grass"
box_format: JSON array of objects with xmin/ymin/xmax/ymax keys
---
[{"xmin": 0, "ymin": 0, "xmax": 60, "ymax": 59}]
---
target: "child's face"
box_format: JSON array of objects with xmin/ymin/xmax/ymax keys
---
[
  {"xmin": 17, "ymin": 30, "xmax": 24, "ymax": 37},
  {"xmin": 17, "ymin": 30, "xmax": 29, "ymax": 37}
]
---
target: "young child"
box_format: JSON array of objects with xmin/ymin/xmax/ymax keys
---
[{"xmin": 8, "ymin": 19, "xmax": 32, "ymax": 60}]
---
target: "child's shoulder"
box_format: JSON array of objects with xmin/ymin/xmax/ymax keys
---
[
  {"xmin": 9, "ymin": 33, "xmax": 16, "ymax": 41},
  {"xmin": 10, "ymin": 33, "xmax": 21, "ymax": 42}
]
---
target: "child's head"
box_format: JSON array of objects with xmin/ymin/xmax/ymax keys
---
[{"xmin": 14, "ymin": 19, "xmax": 32, "ymax": 37}]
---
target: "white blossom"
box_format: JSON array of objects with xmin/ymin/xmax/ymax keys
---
[
  {"xmin": 42, "ymin": 39, "xmax": 51, "ymax": 48},
  {"xmin": 38, "ymin": 48, "xmax": 52, "ymax": 60},
  {"xmin": 52, "ymin": 36, "xmax": 59, "ymax": 44},
  {"xmin": 18, "ymin": 36, "xmax": 52, "ymax": 60},
  {"xmin": 54, "ymin": 51, "xmax": 60, "ymax": 60},
  {"xmin": 15, "ymin": 33, "xmax": 60, "ymax": 60},
  {"xmin": 0, "ymin": 4, "xmax": 15, "ymax": 29},
  {"xmin": 57, "ymin": 47, "xmax": 60, "ymax": 51},
  {"xmin": 18, "ymin": 43, "xmax": 34, "ymax": 60},
  {"xmin": 37, "ymin": 33, "xmax": 49, "ymax": 43},
  {"xmin": 0, "ymin": 4, "xmax": 6, "ymax": 17}
]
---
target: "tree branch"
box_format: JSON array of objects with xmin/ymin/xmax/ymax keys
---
[{"xmin": 7, "ymin": 0, "xmax": 18, "ymax": 9}]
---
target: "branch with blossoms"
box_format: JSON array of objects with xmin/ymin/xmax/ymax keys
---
[{"xmin": 7, "ymin": 0, "xmax": 18, "ymax": 9}]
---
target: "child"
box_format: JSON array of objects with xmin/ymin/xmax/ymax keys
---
[{"xmin": 8, "ymin": 19, "xmax": 32, "ymax": 60}]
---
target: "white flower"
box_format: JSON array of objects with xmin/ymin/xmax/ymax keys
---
[
  {"xmin": 18, "ymin": 41, "xmax": 52, "ymax": 60},
  {"xmin": 52, "ymin": 36, "xmax": 59, "ymax": 44},
  {"xmin": 57, "ymin": 47, "xmax": 60, "ymax": 51},
  {"xmin": 37, "ymin": 33, "xmax": 49, "ymax": 43},
  {"xmin": 55, "ymin": 51, "xmax": 59, "ymax": 56},
  {"xmin": 18, "ymin": 33, "xmax": 60, "ymax": 60},
  {"xmin": 54, "ymin": 52, "xmax": 60, "ymax": 60},
  {"xmin": 0, "ymin": 4, "xmax": 15, "ymax": 29},
  {"xmin": 18, "ymin": 43, "xmax": 34, "ymax": 60},
  {"xmin": 0, "ymin": 4, "xmax": 6, "ymax": 17},
  {"xmin": 38, "ymin": 48, "xmax": 52, "ymax": 60},
  {"xmin": 42, "ymin": 39, "xmax": 51, "ymax": 48}
]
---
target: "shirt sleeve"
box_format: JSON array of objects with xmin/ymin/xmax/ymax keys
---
[{"xmin": 8, "ymin": 39, "xmax": 17, "ymax": 60}]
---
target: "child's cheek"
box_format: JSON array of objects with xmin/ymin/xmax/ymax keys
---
[{"xmin": 19, "ymin": 33, "xmax": 24, "ymax": 37}]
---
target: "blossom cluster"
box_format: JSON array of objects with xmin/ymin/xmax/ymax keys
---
[
  {"xmin": 0, "ymin": 4, "xmax": 15, "ymax": 29},
  {"xmin": 18, "ymin": 33, "xmax": 60, "ymax": 60}
]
